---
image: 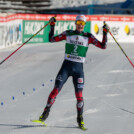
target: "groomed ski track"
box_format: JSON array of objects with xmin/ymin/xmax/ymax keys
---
[{"xmin": 0, "ymin": 42, "xmax": 134, "ymax": 134}]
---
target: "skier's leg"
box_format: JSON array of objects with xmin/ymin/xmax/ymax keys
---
[
  {"xmin": 73, "ymin": 77, "xmax": 84, "ymax": 116},
  {"xmin": 45, "ymin": 68, "xmax": 69, "ymax": 109},
  {"xmin": 39, "ymin": 62, "xmax": 69, "ymax": 121},
  {"xmin": 73, "ymin": 74, "xmax": 84, "ymax": 127},
  {"xmin": 39, "ymin": 88, "xmax": 60, "ymax": 121}
]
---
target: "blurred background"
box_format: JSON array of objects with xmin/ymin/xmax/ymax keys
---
[{"xmin": 0, "ymin": 0, "xmax": 134, "ymax": 14}]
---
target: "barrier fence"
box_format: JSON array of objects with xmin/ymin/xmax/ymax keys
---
[{"xmin": 0, "ymin": 13, "xmax": 134, "ymax": 49}]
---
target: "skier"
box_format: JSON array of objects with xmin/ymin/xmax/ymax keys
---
[{"xmin": 39, "ymin": 15, "xmax": 109, "ymax": 129}]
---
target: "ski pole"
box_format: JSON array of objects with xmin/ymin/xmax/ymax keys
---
[
  {"xmin": 109, "ymin": 30, "xmax": 134, "ymax": 68},
  {"xmin": 0, "ymin": 23, "xmax": 49, "ymax": 65},
  {"xmin": 104, "ymin": 21, "xmax": 134, "ymax": 68},
  {"xmin": 0, "ymin": 20, "xmax": 52, "ymax": 65}
]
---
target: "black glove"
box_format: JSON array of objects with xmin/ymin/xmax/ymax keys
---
[
  {"xmin": 103, "ymin": 24, "xmax": 110, "ymax": 33},
  {"xmin": 49, "ymin": 17, "xmax": 56, "ymax": 26}
]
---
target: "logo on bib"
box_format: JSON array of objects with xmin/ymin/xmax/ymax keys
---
[{"xmin": 78, "ymin": 78, "xmax": 83, "ymax": 83}]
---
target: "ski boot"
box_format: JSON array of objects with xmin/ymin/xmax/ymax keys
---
[
  {"xmin": 39, "ymin": 108, "xmax": 50, "ymax": 121},
  {"xmin": 77, "ymin": 114, "xmax": 87, "ymax": 130}
]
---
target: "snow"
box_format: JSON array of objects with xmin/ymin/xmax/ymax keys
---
[
  {"xmin": 0, "ymin": 42, "xmax": 134, "ymax": 134},
  {"xmin": 108, "ymin": 70, "xmax": 133, "ymax": 73}
]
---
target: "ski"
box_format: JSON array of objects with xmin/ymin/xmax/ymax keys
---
[
  {"xmin": 31, "ymin": 120, "xmax": 47, "ymax": 126},
  {"xmin": 78, "ymin": 125, "xmax": 87, "ymax": 131},
  {"xmin": 31, "ymin": 120, "xmax": 87, "ymax": 130}
]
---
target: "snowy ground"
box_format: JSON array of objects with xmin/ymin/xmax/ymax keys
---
[{"xmin": 0, "ymin": 42, "xmax": 134, "ymax": 134}]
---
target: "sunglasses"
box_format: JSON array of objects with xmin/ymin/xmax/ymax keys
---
[{"xmin": 76, "ymin": 20, "xmax": 86, "ymax": 26}]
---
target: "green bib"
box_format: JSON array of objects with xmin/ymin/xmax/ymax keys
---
[{"xmin": 64, "ymin": 31, "xmax": 89, "ymax": 63}]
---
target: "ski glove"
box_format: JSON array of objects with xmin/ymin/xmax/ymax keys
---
[
  {"xmin": 49, "ymin": 17, "xmax": 56, "ymax": 26},
  {"xmin": 103, "ymin": 24, "xmax": 110, "ymax": 33}
]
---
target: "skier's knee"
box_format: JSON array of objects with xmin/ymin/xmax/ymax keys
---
[
  {"xmin": 49, "ymin": 88, "xmax": 59, "ymax": 99},
  {"xmin": 77, "ymin": 100, "xmax": 84, "ymax": 109}
]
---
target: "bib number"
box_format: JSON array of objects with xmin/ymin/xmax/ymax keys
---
[{"xmin": 74, "ymin": 45, "xmax": 78, "ymax": 53}]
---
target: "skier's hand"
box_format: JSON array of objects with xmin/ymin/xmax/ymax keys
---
[
  {"xmin": 49, "ymin": 17, "xmax": 56, "ymax": 26},
  {"xmin": 103, "ymin": 23, "xmax": 110, "ymax": 33}
]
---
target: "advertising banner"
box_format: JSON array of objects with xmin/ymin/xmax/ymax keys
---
[
  {"xmin": 0, "ymin": 23, "xmax": 5, "ymax": 48},
  {"xmin": 0, "ymin": 20, "xmax": 22, "ymax": 49},
  {"xmin": 5, "ymin": 20, "xmax": 22, "ymax": 47},
  {"xmin": 91, "ymin": 21, "xmax": 134, "ymax": 43},
  {"xmin": 1, "ymin": 13, "xmax": 134, "ymax": 49},
  {"xmin": 90, "ymin": 15, "xmax": 134, "ymax": 43},
  {"xmin": 22, "ymin": 20, "xmax": 91, "ymax": 43},
  {"xmin": 54, "ymin": 21, "xmax": 90, "ymax": 35},
  {"xmin": 22, "ymin": 20, "xmax": 49, "ymax": 43}
]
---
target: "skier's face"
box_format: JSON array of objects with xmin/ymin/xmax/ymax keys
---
[{"xmin": 75, "ymin": 20, "xmax": 85, "ymax": 32}]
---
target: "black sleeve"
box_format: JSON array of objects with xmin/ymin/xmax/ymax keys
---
[
  {"xmin": 101, "ymin": 32, "xmax": 108, "ymax": 49},
  {"xmin": 49, "ymin": 25, "xmax": 55, "ymax": 42}
]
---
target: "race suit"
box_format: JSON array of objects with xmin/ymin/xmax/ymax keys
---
[{"xmin": 45, "ymin": 24, "xmax": 107, "ymax": 116}]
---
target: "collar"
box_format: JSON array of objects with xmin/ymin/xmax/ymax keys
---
[{"xmin": 75, "ymin": 30, "xmax": 83, "ymax": 34}]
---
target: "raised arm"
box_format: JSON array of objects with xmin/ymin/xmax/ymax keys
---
[
  {"xmin": 49, "ymin": 17, "xmax": 66, "ymax": 42},
  {"xmin": 89, "ymin": 23, "xmax": 109, "ymax": 49}
]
